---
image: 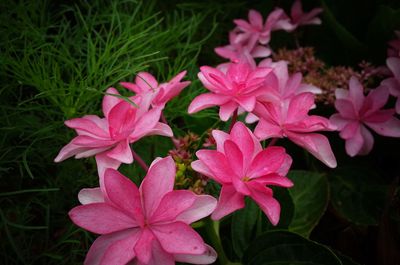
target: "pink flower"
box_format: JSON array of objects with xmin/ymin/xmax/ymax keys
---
[
  {"xmin": 245, "ymin": 59, "xmax": 321, "ymax": 124},
  {"xmin": 233, "ymin": 9, "xmax": 293, "ymax": 46},
  {"xmin": 381, "ymin": 57, "xmax": 400, "ymax": 113},
  {"xmin": 120, "ymin": 71, "xmax": 190, "ymax": 108},
  {"xmin": 388, "ymin": 31, "xmax": 400, "ymax": 58},
  {"xmin": 188, "ymin": 62, "xmax": 272, "ymax": 121},
  {"xmin": 287, "ymin": 0, "xmax": 323, "ymax": 31},
  {"xmin": 253, "ymin": 92, "xmax": 337, "ymax": 168},
  {"xmin": 54, "ymin": 88, "xmax": 173, "ymax": 184},
  {"xmin": 214, "ymin": 29, "xmax": 271, "ymax": 62},
  {"xmin": 69, "ymin": 156, "xmax": 218, "ymax": 265},
  {"xmin": 330, "ymin": 77, "xmax": 400, "ymax": 157},
  {"xmin": 191, "ymin": 122, "xmax": 293, "ymax": 225}
]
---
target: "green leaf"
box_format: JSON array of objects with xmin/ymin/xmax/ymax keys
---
[
  {"xmin": 242, "ymin": 230, "xmax": 342, "ymax": 265},
  {"xmin": 321, "ymin": 0, "xmax": 367, "ymax": 56},
  {"xmin": 329, "ymin": 166, "xmax": 388, "ymax": 225},
  {"xmin": 287, "ymin": 170, "xmax": 329, "ymax": 237},
  {"xmin": 231, "ymin": 198, "xmax": 259, "ymax": 259}
]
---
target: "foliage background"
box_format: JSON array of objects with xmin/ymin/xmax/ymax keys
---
[{"xmin": 1, "ymin": 0, "xmax": 399, "ymax": 264}]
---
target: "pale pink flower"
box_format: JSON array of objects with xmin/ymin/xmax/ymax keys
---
[
  {"xmin": 388, "ymin": 31, "xmax": 400, "ymax": 58},
  {"xmin": 69, "ymin": 156, "xmax": 218, "ymax": 265},
  {"xmin": 330, "ymin": 77, "xmax": 400, "ymax": 157},
  {"xmin": 188, "ymin": 62, "xmax": 272, "ymax": 121},
  {"xmin": 287, "ymin": 0, "xmax": 323, "ymax": 31},
  {"xmin": 120, "ymin": 71, "xmax": 190, "ymax": 108},
  {"xmin": 381, "ymin": 57, "xmax": 400, "ymax": 113},
  {"xmin": 233, "ymin": 9, "xmax": 293, "ymax": 46},
  {"xmin": 54, "ymin": 88, "xmax": 173, "ymax": 185},
  {"xmin": 253, "ymin": 92, "xmax": 337, "ymax": 168},
  {"xmin": 192, "ymin": 122, "xmax": 293, "ymax": 224},
  {"xmin": 214, "ymin": 29, "xmax": 271, "ymax": 62}
]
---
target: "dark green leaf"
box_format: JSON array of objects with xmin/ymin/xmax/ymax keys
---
[
  {"xmin": 329, "ymin": 166, "xmax": 388, "ymax": 225},
  {"xmin": 288, "ymin": 170, "xmax": 329, "ymax": 237},
  {"xmin": 231, "ymin": 198, "xmax": 259, "ymax": 258},
  {"xmin": 242, "ymin": 230, "xmax": 342, "ymax": 265}
]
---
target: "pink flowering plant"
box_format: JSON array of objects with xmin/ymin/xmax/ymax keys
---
[{"xmin": 4, "ymin": 1, "xmax": 400, "ymax": 265}]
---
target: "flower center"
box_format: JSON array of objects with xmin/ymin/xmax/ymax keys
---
[{"xmin": 242, "ymin": 176, "xmax": 250, "ymax": 182}]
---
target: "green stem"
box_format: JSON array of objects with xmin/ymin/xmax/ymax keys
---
[{"xmin": 205, "ymin": 219, "xmax": 241, "ymax": 265}]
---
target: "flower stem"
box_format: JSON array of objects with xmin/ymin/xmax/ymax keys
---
[
  {"xmin": 267, "ymin": 138, "xmax": 278, "ymax": 147},
  {"xmin": 131, "ymin": 150, "xmax": 149, "ymax": 172},
  {"xmin": 228, "ymin": 109, "xmax": 238, "ymax": 133},
  {"xmin": 205, "ymin": 219, "xmax": 241, "ymax": 265}
]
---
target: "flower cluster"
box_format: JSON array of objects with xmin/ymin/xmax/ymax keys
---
[{"xmin": 54, "ymin": 1, "xmax": 400, "ymax": 264}]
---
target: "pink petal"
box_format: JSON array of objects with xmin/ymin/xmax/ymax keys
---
[
  {"xmin": 286, "ymin": 92, "xmax": 315, "ymax": 123},
  {"xmin": 284, "ymin": 72, "xmax": 302, "ymax": 97},
  {"xmin": 365, "ymin": 117, "xmax": 400, "ymax": 137},
  {"xmin": 190, "ymin": 160, "xmax": 215, "ymax": 179},
  {"xmin": 249, "ymin": 9, "xmax": 263, "ymax": 29},
  {"xmin": 129, "ymin": 107, "xmax": 162, "ymax": 141},
  {"xmin": 219, "ymin": 101, "xmax": 238, "ymax": 121},
  {"xmin": 176, "ymin": 195, "xmax": 217, "ymax": 224},
  {"xmin": 152, "ymin": 222, "xmax": 206, "ymax": 254},
  {"xmin": 78, "ymin": 188, "xmax": 104, "ymax": 205},
  {"xmin": 287, "ymin": 132, "xmax": 337, "ymax": 168},
  {"xmin": 340, "ymin": 121, "xmax": 360, "ymax": 140},
  {"xmin": 248, "ymin": 182, "xmax": 280, "ymax": 225},
  {"xmin": 290, "ymin": 0, "xmax": 303, "ymax": 21},
  {"xmin": 349, "ymin": 76, "xmax": 364, "ymax": 112},
  {"xmin": 140, "ymin": 156, "xmax": 176, "ymax": 218},
  {"xmin": 100, "ymin": 230, "xmax": 140, "ymax": 265},
  {"xmin": 106, "ymin": 139, "xmax": 132, "ymax": 164},
  {"xmin": 120, "ymin": 81, "xmax": 141, "ymax": 93},
  {"xmin": 134, "ymin": 228, "xmax": 155, "ymax": 264},
  {"xmin": 104, "ymin": 169, "xmax": 144, "ymax": 225},
  {"xmin": 211, "ymin": 129, "xmax": 229, "ymax": 153},
  {"xmin": 334, "ymin": 99, "xmax": 357, "ymax": 119},
  {"xmin": 227, "ymin": 63, "xmax": 250, "ymax": 84},
  {"xmin": 330, "ymin": 113, "xmax": 350, "ymax": 131},
  {"xmin": 174, "ymin": 244, "xmax": 217, "ymax": 264},
  {"xmin": 255, "ymin": 173, "xmax": 293, "ymax": 187},
  {"xmin": 71, "ymin": 135, "xmax": 115, "ymax": 148},
  {"xmin": 236, "ymin": 96, "xmax": 256, "ymax": 112},
  {"xmin": 84, "ymin": 228, "xmax": 139, "ymax": 265},
  {"xmin": 195, "ymin": 150, "xmax": 234, "ymax": 183},
  {"xmin": 95, "ymin": 153, "xmax": 121, "ymax": 192},
  {"xmin": 387, "ymin": 57, "xmax": 400, "ymax": 78},
  {"xmin": 254, "ymin": 118, "xmax": 283, "ymax": 140},
  {"xmin": 224, "ymin": 140, "xmax": 244, "ymax": 177},
  {"xmin": 233, "ymin": 19, "xmax": 253, "ymax": 32},
  {"xmin": 102, "ymin": 87, "xmax": 121, "ymax": 119},
  {"xmin": 108, "ymin": 101, "xmax": 137, "ymax": 140},
  {"xmin": 247, "ymin": 146, "xmax": 287, "ymax": 178},
  {"xmin": 69, "ymin": 203, "xmax": 135, "ymax": 234},
  {"xmin": 211, "ymin": 184, "xmax": 245, "ymax": 220},
  {"xmin": 335, "ymin": 88, "xmax": 349, "ymax": 99},
  {"xmin": 150, "ymin": 190, "xmax": 197, "ymax": 223},
  {"xmin": 188, "ymin": 93, "xmax": 231, "ymax": 114},
  {"xmin": 143, "ymin": 239, "xmax": 175, "ymax": 265},
  {"xmin": 251, "ymin": 45, "xmax": 272, "ymax": 57},
  {"xmin": 54, "ymin": 142, "xmax": 91, "ymax": 162},
  {"xmin": 65, "ymin": 116, "xmax": 109, "ymax": 138},
  {"xmin": 145, "ymin": 122, "xmax": 173, "ymax": 137},
  {"xmin": 135, "ymin": 72, "xmax": 158, "ymax": 92},
  {"xmin": 200, "ymin": 66, "xmax": 232, "ymax": 92},
  {"xmin": 230, "ymin": 122, "xmax": 256, "ymax": 169},
  {"xmin": 362, "ymin": 85, "xmax": 389, "ymax": 115}
]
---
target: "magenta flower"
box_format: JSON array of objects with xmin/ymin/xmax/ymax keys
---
[
  {"xmin": 188, "ymin": 62, "xmax": 272, "ymax": 121},
  {"xmin": 287, "ymin": 0, "xmax": 323, "ymax": 31},
  {"xmin": 69, "ymin": 156, "xmax": 217, "ymax": 265},
  {"xmin": 192, "ymin": 122, "xmax": 293, "ymax": 224},
  {"xmin": 253, "ymin": 92, "xmax": 337, "ymax": 168},
  {"xmin": 233, "ymin": 9, "xmax": 293, "ymax": 46},
  {"xmin": 381, "ymin": 57, "xmax": 400, "ymax": 113},
  {"xmin": 330, "ymin": 77, "xmax": 400, "ymax": 157},
  {"xmin": 214, "ymin": 29, "xmax": 272, "ymax": 62},
  {"xmin": 388, "ymin": 31, "xmax": 400, "ymax": 58},
  {"xmin": 54, "ymin": 87, "xmax": 173, "ymax": 183},
  {"xmin": 120, "ymin": 71, "xmax": 190, "ymax": 108}
]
